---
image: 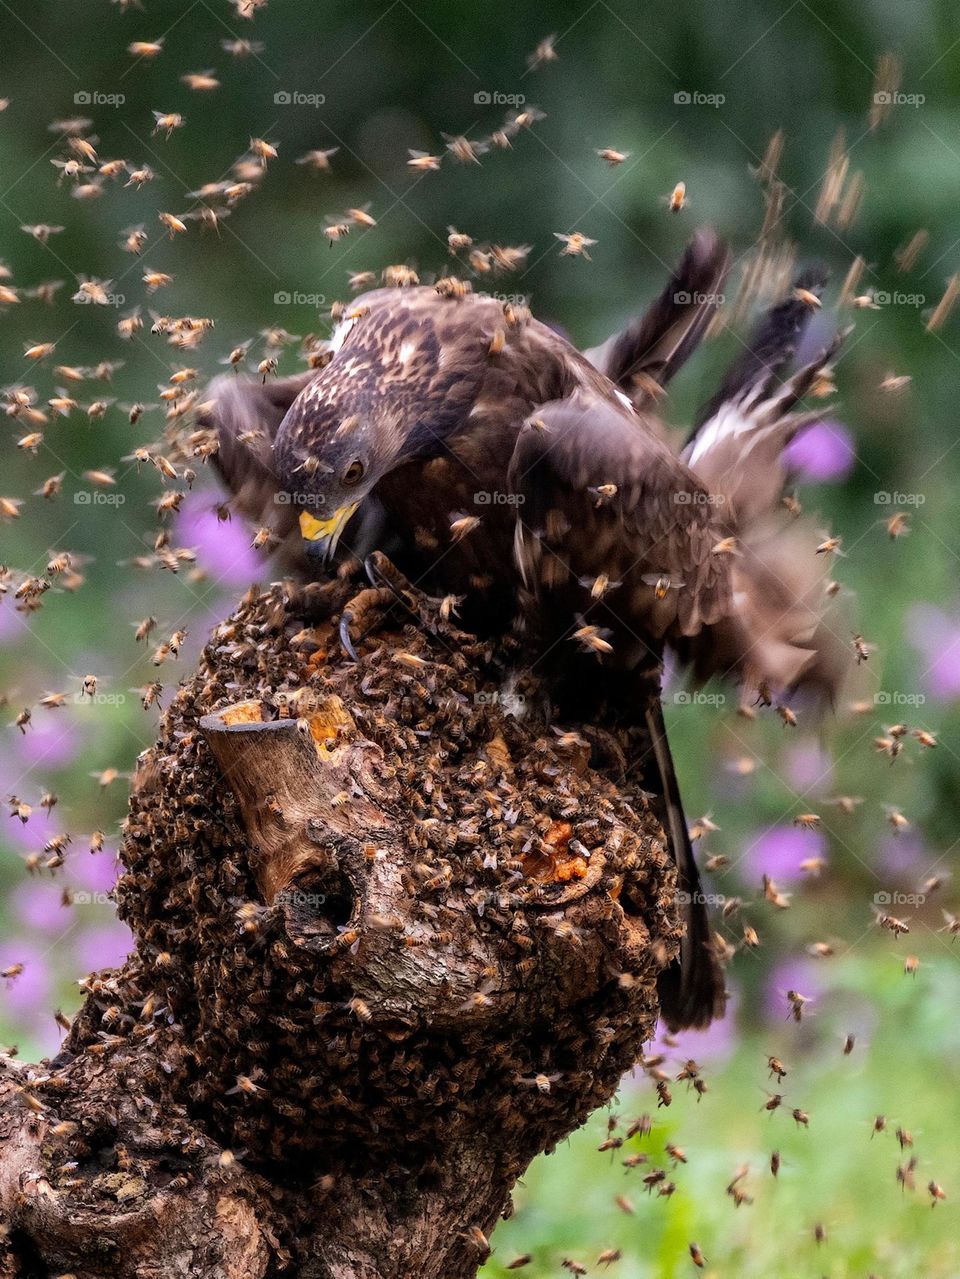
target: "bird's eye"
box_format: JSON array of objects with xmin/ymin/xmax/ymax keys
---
[{"xmin": 342, "ymin": 459, "xmax": 365, "ymax": 486}]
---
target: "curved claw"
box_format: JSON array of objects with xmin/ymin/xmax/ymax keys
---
[{"xmin": 338, "ymin": 611, "xmax": 359, "ymax": 663}]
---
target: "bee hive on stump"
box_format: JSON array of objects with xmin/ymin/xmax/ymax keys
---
[{"xmin": 0, "ymin": 558, "xmax": 682, "ymax": 1279}]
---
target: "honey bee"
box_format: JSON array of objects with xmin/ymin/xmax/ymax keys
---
[
  {"xmin": 128, "ymin": 38, "xmax": 164, "ymax": 57},
  {"xmin": 666, "ymin": 181, "xmax": 687, "ymax": 212},
  {"xmin": 152, "ymin": 111, "xmax": 185, "ymax": 138},
  {"xmin": 597, "ymin": 147, "xmax": 629, "ymax": 166},
  {"xmin": 296, "ymin": 147, "xmax": 339, "ymax": 172},
  {"xmin": 158, "ymin": 212, "xmax": 188, "ymax": 237},
  {"xmin": 554, "ymin": 231, "xmax": 597, "ymax": 260}
]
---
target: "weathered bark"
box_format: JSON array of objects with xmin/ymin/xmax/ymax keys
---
[{"xmin": 0, "ymin": 558, "xmax": 685, "ymax": 1278}]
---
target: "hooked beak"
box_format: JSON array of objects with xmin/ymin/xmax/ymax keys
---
[{"xmin": 300, "ymin": 504, "xmax": 358, "ymax": 566}]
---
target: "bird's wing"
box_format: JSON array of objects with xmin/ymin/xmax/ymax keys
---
[
  {"xmin": 198, "ymin": 371, "xmax": 316, "ymax": 536},
  {"xmin": 508, "ymin": 386, "xmax": 733, "ymax": 652},
  {"xmin": 583, "ymin": 228, "xmax": 729, "ymax": 411}
]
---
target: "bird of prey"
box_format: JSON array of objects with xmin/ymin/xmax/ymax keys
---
[{"xmin": 201, "ymin": 229, "xmax": 849, "ymax": 1030}]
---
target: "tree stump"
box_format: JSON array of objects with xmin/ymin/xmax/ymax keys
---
[{"xmin": 0, "ymin": 556, "xmax": 685, "ymax": 1278}]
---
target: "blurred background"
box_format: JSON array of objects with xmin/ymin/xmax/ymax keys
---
[{"xmin": 0, "ymin": 0, "xmax": 959, "ymax": 1273}]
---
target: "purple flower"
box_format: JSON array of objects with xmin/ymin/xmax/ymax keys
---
[
  {"xmin": 763, "ymin": 955, "xmax": 826, "ymax": 1023},
  {"xmin": 782, "ymin": 742, "xmax": 832, "ymax": 791},
  {"xmin": 646, "ymin": 982, "xmax": 740, "ymax": 1068},
  {"xmin": 72, "ymin": 921, "xmax": 133, "ymax": 975},
  {"xmin": 9, "ymin": 881, "xmax": 70, "ymax": 934},
  {"xmin": 740, "ymin": 824, "xmax": 826, "ymax": 885},
  {"xmin": 785, "ymin": 420, "xmax": 855, "ymax": 483},
  {"xmin": 0, "ymin": 940, "xmax": 52, "ymax": 1013},
  {"xmin": 907, "ymin": 604, "xmax": 960, "ymax": 701},
  {"xmin": 175, "ymin": 494, "xmax": 262, "ymax": 587}
]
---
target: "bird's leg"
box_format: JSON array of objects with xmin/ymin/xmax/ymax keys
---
[{"xmin": 337, "ymin": 586, "xmax": 397, "ymax": 663}]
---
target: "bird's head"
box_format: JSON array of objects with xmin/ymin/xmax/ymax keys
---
[{"xmin": 273, "ymin": 388, "xmax": 406, "ymax": 565}]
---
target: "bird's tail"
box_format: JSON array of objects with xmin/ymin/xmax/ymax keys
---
[
  {"xmin": 584, "ymin": 227, "xmax": 730, "ymax": 411},
  {"xmin": 678, "ymin": 268, "xmax": 852, "ymax": 704},
  {"xmin": 645, "ymin": 699, "xmax": 727, "ymax": 1031}
]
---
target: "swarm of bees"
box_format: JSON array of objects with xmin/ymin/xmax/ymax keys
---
[{"xmin": 0, "ymin": 12, "xmax": 952, "ymax": 1275}]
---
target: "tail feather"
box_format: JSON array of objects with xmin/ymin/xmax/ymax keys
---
[
  {"xmin": 689, "ymin": 263, "xmax": 830, "ymax": 439},
  {"xmin": 585, "ymin": 228, "xmax": 730, "ymax": 410},
  {"xmin": 675, "ymin": 274, "xmax": 853, "ymax": 706},
  {"xmin": 646, "ymin": 700, "xmax": 727, "ymax": 1032}
]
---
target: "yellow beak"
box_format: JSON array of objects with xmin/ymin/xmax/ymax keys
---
[{"xmin": 299, "ymin": 504, "xmax": 359, "ymax": 565}]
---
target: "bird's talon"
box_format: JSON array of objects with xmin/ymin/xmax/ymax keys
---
[{"xmin": 339, "ymin": 612, "xmax": 359, "ymax": 663}]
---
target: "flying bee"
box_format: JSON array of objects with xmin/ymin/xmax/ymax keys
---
[
  {"xmin": 793, "ymin": 813, "xmax": 821, "ymax": 829},
  {"xmin": 296, "ymin": 147, "xmax": 339, "ymax": 171},
  {"xmin": 152, "ymin": 111, "xmax": 185, "ymax": 138},
  {"xmin": 554, "ymin": 231, "xmax": 597, "ymax": 260},
  {"xmin": 181, "ymin": 70, "xmax": 220, "ymax": 92},
  {"xmin": 913, "ymin": 728, "xmax": 938, "ymax": 748},
  {"xmin": 786, "ymin": 989, "xmax": 809, "ymax": 1021},
  {"xmin": 126, "ymin": 165, "xmax": 155, "ymax": 188},
  {"xmin": 121, "ymin": 226, "xmax": 148, "ymax": 255},
  {"xmin": 597, "ymin": 147, "xmax": 629, "ymax": 166},
  {"xmin": 158, "ymin": 212, "xmax": 188, "ymax": 237},
  {"xmin": 711, "ymin": 536, "xmax": 740, "ymax": 556},
  {"xmin": 666, "ymin": 181, "xmax": 687, "ymax": 212},
  {"xmin": 580, "ymin": 572, "xmax": 622, "ymax": 600},
  {"xmin": 689, "ymin": 1244, "xmax": 706, "ymax": 1269},
  {"xmin": 129, "ymin": 38, "xmax": 164, "ymax": 57},
  {"xmin": 641, "ymin": 572, "xmax": 684, "ymax": 599},
  {"xmin": 572, "ymin": 623, "xmax": 613, "ymax": 657},
  {"xmin": 816, "ymin": 534, "xmax": 844, "ymax": 556}
]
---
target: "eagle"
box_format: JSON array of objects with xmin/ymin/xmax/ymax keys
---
[{"xmin": 201, "ymin": 228, "xmax": 849, "ymax": 1031}]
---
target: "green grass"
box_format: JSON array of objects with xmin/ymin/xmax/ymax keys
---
[{"xmin": 482, "ymin": 949, "xmax": 960, "ymax": 1277}]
